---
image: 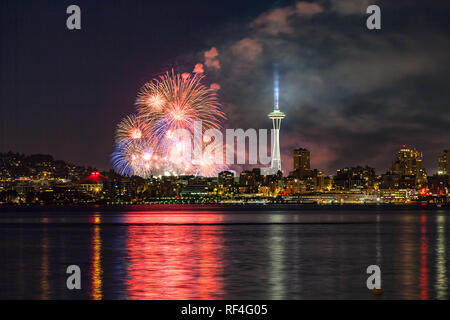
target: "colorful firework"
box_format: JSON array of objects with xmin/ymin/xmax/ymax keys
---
[
  {"xmin": 115, "ymin": 114, "xmax": 149, "ymax": 144},
  {"xmin": 135, "ymin": 70, "xmax": 225, "ymax": 140},
  {"xmin": 112, "ymin": 70, "xmax": 227, "ymax": 177},
  {"xmin": 111, "ymin": 140, "xmax": 151, "ymax": 178}
]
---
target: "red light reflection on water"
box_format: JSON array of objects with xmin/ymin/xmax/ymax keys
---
[
  {"xmin": 125, "ymin": 212, "xmax": 224, "ymax": 299},
  {"xmin": 121, "ymin": 212, "xmax": 225, "ymax": 224}
]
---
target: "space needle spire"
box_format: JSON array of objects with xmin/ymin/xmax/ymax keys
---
[
  {"xmin": 263, "ymin": 65, "xmax": 285, "ymax": 175},
  {"xmin": 274, "ymin": 66, "xmax": 280, "ymax": 110}
]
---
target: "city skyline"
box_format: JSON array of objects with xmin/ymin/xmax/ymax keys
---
[
  {"xmin": 1, "ymin": 1, "xmax": 449, "ymax": 174},
  {"xmin": 1, "ymin": 0, "xmax": 450, "ymax": 304},
  {"xmin": 1, "ymin": 144, "xmax": 449, "ymax": 179},
  {"xmin": 2, "ymin": 143, "xmax": 449, "ymax": 206}
]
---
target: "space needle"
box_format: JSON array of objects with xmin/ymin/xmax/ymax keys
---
[{"xmin": 262, "ymin": 66, "xmax": 285, "ymax": 175}]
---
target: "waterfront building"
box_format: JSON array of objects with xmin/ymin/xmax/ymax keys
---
[
  {"xmin": 427, "ymin": 174, "xmax": 449, "ymax": 195},
  {"xmin": 379, "ymin": 189, "xmax": 411, "ymax": 204},
  {"xmin": 333, "ymin": 166, "xmax": 376, "ymax": 190}
]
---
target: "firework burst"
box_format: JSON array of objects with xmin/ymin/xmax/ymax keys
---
[
  {"xmin": 115, "ymin": 114, "xmax": 149, "ymax": 144},
  {"xmin": 112, "ymin": 70, "xmax": 227, "ymax": 177},
  {"xmin": 135, "ymin": 71, "xmax": 225, "ymax": 140}
]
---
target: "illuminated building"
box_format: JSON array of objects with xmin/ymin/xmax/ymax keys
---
[
  {"xmin": 389, "ymin": 145, "xmax": 427, "ymax": 188},
  {"xmin": 262, "ymin": 67, "xmax": 285, "ymax": 175},
  {"xmin": 239, "ymin": 171, "xmax": 255, "ymax": 193},
  {"xmin": 180, "ymin": 185, "xmax": 209, "ymax": 197},
  {"xmin": 430, "ymin": 149, "xmax": 450, "ymax": 195},
  {"xmin": 266, "ymin": 171, "xmax": 284, "ymax": 196},
  {"xmin": 77, "ymin": 183, "xmax": 103, "ymax": 194},
  {"xmin": 292, "ymin": 148, "xmax": 311, "ymax": 178},
  {"xmin": 284, "ymin": 178, "xmax": 307, "ymax": 195},
  {"xmin": 438, "ymin": 150, "xmax": 450, "ymax": 175},
  {"xmin": 251, "ymin": 168, "xmax": 263, "ymax": 186},
  {"xmin": 380, "ymin": 173, "xmax": 401, "ymax": 189},
  {"xmin": 390, "ymin": 145, "xmax": 423, "ymax": 176},
  {"xmin": 288, "ymin": 148, "xmax": 325, "ymax": 192},
  {"xmin": 310, "ymin": 169, "xmax": 326, "ymax": 191},
  {"xmin": 286, "ymin": 192, "xmax": 379, "ymax": 204},
  {"xmin": 379, "ymin": 189, "xmax": 411, "ymax": 203},
  {"xmin": 217, "ymin": 171, "xmax": 236, "ymax": 196},
  {"xmin": 218, "ymin": 171, "xmax": 234, "ymax": 187},
  {"xmin": 334, "ymin": 166, "xmax": 375, "ymax": 190},
  {"xmin": 428, "ymin": 174, "xmax": 449, "ymax": 195},
  {"xmin": 2, "ymin": 150, "xmax": 449, "ymax": 204}
]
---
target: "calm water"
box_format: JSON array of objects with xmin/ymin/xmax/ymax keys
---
[{"xmin": 0, "ymin": 207, "xmax": 449, "ymax": 300}]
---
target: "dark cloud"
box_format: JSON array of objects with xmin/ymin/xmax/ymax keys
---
[{"xmin": 206, "ymin": 0, "xmax": 450, "ymax": 174}]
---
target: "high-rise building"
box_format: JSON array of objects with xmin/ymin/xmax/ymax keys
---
[
  {"xmin": 438, "ymin": 150, "xmax": 450, "ymax": 175},
  {"xmin": 388, "ymin": 145, "xmax": 427, "ymax": 188},
  {"xmin": 293, "ymin": 148, "xmax": 310, "ymax": 175},
  {"xmin": 390, "ymin": 145, "xmax": 423, "ymax": 176}
]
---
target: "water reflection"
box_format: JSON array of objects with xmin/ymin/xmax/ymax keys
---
[
  {"xmin": 90, "ymin": 214, "xmax": 103, "ymax": 300},
  {"xmin": 40, "ymin": 219, "xmax": 50, "ymax": 299},
  {"xmin": 0, "ymin": 210, "xmax": 449, "ymax": 299},
  {"xmin": 375, "ymin": 214, "xmax": 382, "ymax": 265},
  {"xmin": 197, "ymin": 228, "xmax": 224, "ymax": 299},
  {"xmin": 125, "ymin": 213, "xmax": 224, "ymax": 299},
  {"xmin": 399, "ymin": 215, "xmax": 415, "ymax": 299},
  {"xmin": 268, "ymin": 215, "xmax": 286, "ymax": 299},
  {"xmin": 435, "ymin": 214, "xmax": 447, "ymax": 300},
  {"xmin": 420, "ymin": 213, "xmax": 429, "ymax": 300},
  {"xmin": 18, "ymin": 218, "xmax": 25, "ymax": 299}
]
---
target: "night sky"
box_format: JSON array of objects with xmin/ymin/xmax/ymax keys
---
[{"xmin": 1, "ymin": 0, "xmax": 449, "ymax": 174}]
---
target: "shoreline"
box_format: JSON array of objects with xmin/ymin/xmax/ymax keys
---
[{"xmin": 0, "ymin": 203, "xmax": 449, "ymax": 212}]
